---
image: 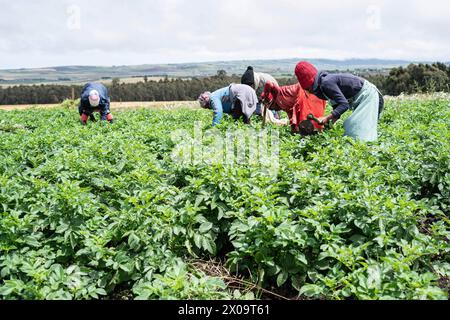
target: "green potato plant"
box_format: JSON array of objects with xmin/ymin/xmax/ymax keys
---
[{"xmin": 0, "ymin": 96, "xmax": 449, "ymax": 300}]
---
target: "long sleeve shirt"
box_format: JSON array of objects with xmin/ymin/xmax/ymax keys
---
[
  {"xmin": 312, "ymin": 71, "xmax": 364, "ymax": 119},
  {"xmin": 79, "ymin": 83, "xmax": 111, "ymax": 120},
  {"xmin": 262, "ymin": 82, "xmax": 326, "ymax": 129},
  {"xmin": 254, "ymin": 72, "xmax": 279, "ymax": 97},
  {"xmin": 229, "ymin": 84, "xmax": 258, "ymax": 119}
]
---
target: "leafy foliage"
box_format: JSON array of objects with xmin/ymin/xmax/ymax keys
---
[{"xmin": 0, "ymin": 95, "xmax": 449, "ymax": 300}]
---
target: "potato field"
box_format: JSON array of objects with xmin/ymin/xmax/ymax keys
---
[{"xmin": 0, "ymin": 95, "xmax": 449, "ymax": 300}]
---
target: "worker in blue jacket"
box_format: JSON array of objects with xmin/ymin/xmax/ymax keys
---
[
  {"xmin": 79, "ymin": 82, "xmax": 114, "ymax": 125},
  {"xmin": 198, "ymin": 84, "xmax": 258, "ymax": 126}
]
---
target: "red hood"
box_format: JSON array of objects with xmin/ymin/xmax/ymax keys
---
[{"xmin": 262, "ymin": 82, "xmax": 326, "ymax": 130}]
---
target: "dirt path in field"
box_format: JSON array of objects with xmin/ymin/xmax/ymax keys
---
[{"xmin": 0, "ymin": 101, "xmax": 199, "ymax": 111}]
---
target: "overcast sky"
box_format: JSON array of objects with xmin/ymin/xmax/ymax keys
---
[{"xmin": 0, "ymin": 0, "xmax": 449, "ymax": 69}]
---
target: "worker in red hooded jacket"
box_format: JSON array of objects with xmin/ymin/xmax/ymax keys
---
[{"xmin": 261, "ymin": 81, "xmax": 326, "ymax": 136}]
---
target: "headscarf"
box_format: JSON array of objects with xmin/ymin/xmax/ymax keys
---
[
  {"xmin": 295, "ymin": 61, "xmax": 318, "ymax": 90},
  {"xmin": 198, "ymin": 91, "xmax": 212, "ymax": 108}
]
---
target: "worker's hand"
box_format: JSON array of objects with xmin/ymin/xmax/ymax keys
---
[
  {"xmin": 80, "ymin": 114, "xmax": 89, "ymax": 125},
  {"xmin": 260, "ymin": 92, "xmax": 273, "ymax": 104},
  {"xmin": 317, "ymin": 115, "xmax": 335, "ymax": 125},
  {"xmin": 260, "ymin": 92, "xmax": 267, "ymax": 103},
  {"xmin": 106, "ymin": 113, "xmax": 114, "ymax": 124}
]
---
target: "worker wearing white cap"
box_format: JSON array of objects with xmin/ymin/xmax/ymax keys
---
[{"xmin": 79, "ymin": 82, "xmax": 114, "ymax": 125}]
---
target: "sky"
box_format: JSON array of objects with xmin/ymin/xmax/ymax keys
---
[{"xmin": 0, "ymin": 0, "xmax": 449, "ymax": 69}]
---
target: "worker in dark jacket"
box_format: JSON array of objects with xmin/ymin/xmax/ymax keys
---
[
  {"xmin": 295, "ymin": 61, "xmax": 384, "ymax": 142},
  {"xmin": 79, "ymin": 82, "xmax": 114, "ymax": 125},
  {"xmin": 261, "ymin": 81, "xmax": 326, "ymax": 135}
]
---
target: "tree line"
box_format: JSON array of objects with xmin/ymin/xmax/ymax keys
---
[
  {"xmin": 1, "ymin": 63, "xmax": 449, "ymax": 105},
  {"xmin": 361, "ymin": 62, "xmax": 450, "ymax": 96}
]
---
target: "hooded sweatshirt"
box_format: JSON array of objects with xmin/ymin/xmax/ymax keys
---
[
  {"xmin": 79, "ymin": 82, "xmax": 111, "ymax": 119},
  {"xmin": 312, "ymin": 71, "xmax": 364, "ymax": 119},
  {"xmin": 263, "ymin": 82, "xmax": 326, "ymax": 130}
]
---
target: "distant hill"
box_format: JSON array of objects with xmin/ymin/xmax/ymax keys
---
[{"xmin": 0, "ymin": 58, "xmax": 444, "ymax": 86}]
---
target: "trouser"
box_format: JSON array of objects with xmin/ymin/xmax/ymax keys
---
[{"xmin": 232, "ymin": 101, "xmax": 251, "ymax": 124}]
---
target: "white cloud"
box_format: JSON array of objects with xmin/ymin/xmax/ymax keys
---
[{"xmin": 0, "ymin": 0, "xmax": 449, "ymax": 69}]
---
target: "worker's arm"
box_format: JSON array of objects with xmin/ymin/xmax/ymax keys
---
[
  {"xmin": 79, "ymin": 99, "xmax": 91, "ymax": 125},
  {"xmin": 261, "ymin": 82, "xmax": 276, "ymax": 104},
  {"xmin": 211, "ymin": 96, "xmax": 224, "ymax": 126},
  {"xmin": 99, "ymin": 98, "xmax": 112, "ymax": 121},
  {"xmin": 78, "ymin": 100, "xmax": 85, "ymax": 115},
  {"xmin": 320, "ymin": 79, "xmax": 350, "ymax": 120}
]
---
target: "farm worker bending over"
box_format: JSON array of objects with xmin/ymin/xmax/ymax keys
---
[
  {"xmin": 295, "ymin": 61, "xmax": 384, "ymax": 142},
  {"xmin": 198, "ymin": 84, "xmax": 258, "ymax": 126},
  {"xmin": 261, "ymin": 81, "xmax": 326, "ymax": 136},
  {"xmin": 79, "ymin": 82, "xmax": 114, "ymax": 125},
  {"xmin": 241, "ymin": 66, "xmax": 281, "ymax": 119}
]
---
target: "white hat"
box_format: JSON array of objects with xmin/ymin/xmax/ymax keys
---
[{"xmin": 88, "ymin": 90, "xmax": 100, "ymax": 107}]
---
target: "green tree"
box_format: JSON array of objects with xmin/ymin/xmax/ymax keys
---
[{"xmin": 216, "ymin": 70, "xmax": 227, "ymax": 80}]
